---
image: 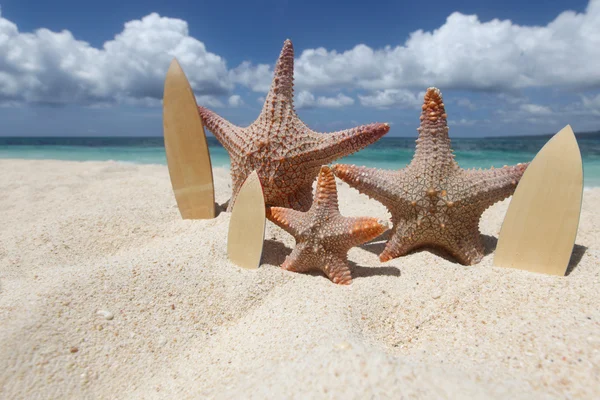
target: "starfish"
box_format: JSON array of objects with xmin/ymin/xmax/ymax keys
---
[
  {"xmin": 198, "ymin": 39, "xmax": 389, "ymax": 212},
  {"xmin": 332, "ymin": 88, "xmax": 530, "ymax": 265},
  {"xmin": 266, "ymin": 166, "xmax": 387, "ymax": 285}
]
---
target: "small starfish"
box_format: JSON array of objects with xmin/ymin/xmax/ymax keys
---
[
  {"xmin": 332, "ymin": 88, "xmax": 530, "ymax": 265},
  {"xmin": 266, "ymin": 166, "xmax": 387, "ymax": 285},
  {"xmin": 198, "ymin": 39, "xmax": 389, "ymax": 212}
]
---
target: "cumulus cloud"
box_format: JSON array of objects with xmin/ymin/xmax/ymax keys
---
[
  {"xmin": 196, "ymin": 95, "xmax": 224, "ymax": 109},
  {"xmin": 295, "ymin": 91, "xmax": 355, "ymax": 109},
  {"xmin": 234, "ymin": 0, "xmax": 600, "ymax": 95},
  {"xmin": 0, "ymin": 12, "xmax": 231, "ymax": 106},
  {"xmin": 230, "ymin": 61, "xmax": 272, "ymax": 93},
  {"xmin": 290, "ymin": 0, "xmax": 600, "ymax": 92},
  {"xmin": 228, "ymin": 94, "xmax": 244, "ymax": 107},
  {"xmin": 520, "ymin": 104, "xmax": 552, "ymax": 115},
  {"xmin": 358, "ymin": 89, "xmax": 422, "ymax": 109},
  {"xmin": 315, "ymin": 93, "xmax": 355, "ymax": 108},
  {"xmin": 2, "ymin": 1, "xmax": 600, "ymax": 111}
]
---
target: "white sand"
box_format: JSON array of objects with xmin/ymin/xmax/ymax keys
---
[{"xmin": 0, "ymin": 159, "xmax": 599, "ymax": 399}]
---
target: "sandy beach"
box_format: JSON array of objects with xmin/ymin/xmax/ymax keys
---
[{"xmin": 0, "ymin": 158, "xmax": 599, "ymax": 399}]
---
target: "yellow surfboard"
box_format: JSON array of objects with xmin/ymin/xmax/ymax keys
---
[
  {"xmin": 163, "ymin": 58, "xmax": 215, "ymax": 219},
  {"xmin": 494, "ymin": 125, "xmax": 583, "ymax": 275},
  {"xmin": 227, "ymin": 171, "xmax": 266, "ymax": 269}
]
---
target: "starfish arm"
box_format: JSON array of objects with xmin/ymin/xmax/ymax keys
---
[
  {"xmin": 462, "ymin": 163, "xmax": 529, "ymax": 212},
  {"xmin": 280, "ymin": 243, "xmax": 309, "ymax": 272},
  {"xmin": 281, "ymin": 245, "xmax": 353, "ymax": 285},
  {"xmin": 439, "ymin": 221, "xmax": 486, "ymax": 265},
  {"xmin": 331, "ymin": 164, "xmax": 411, "ymax": 210},
  {"xmin": 327, "ymin": 215, "xmax": 387, "ymax": 249},
  {"xmin": 292, "ymin": 123, "xmax": 390, "ymax": 168},
  {"xmin": 321, "ymin": 254, "xmax": 353, "ymax": 285},
  {"xmin": 257, "ymin": 39, "xmax": 295, "ymax": 118},
  {"xmin": 265, "ymin": 206, "xmax": 305, "ymax": 237},
  {"xmin": 379, "ymin": 221, "xmax": 422, "ymax": 262},
  {"xmin": 197, "ymin": 106, "xmax": 247, "ymax": 156}
]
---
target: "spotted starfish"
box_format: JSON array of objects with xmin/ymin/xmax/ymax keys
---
[
  {"xmin": 198, "ymin": 40, "xmax": 389, "ymax": 212},
  {"xmin": 266, "ymin": 166, "xmax": 386, "ymax": 285},
  {"xmin": 332, "ymin": 88, "xmax": 529, "ymax": 265}
]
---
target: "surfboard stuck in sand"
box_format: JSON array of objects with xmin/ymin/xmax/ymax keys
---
[
  {"xmin": 227, "ymin": 171, "xmax": 266, "ymax": 270},
  {"xmin": 163, "ymin": 58, "xmax": 215, "ymax": 220},
  {"xmin": 494, "ymin": 124, "xmax": 584, "ymax": 276}
]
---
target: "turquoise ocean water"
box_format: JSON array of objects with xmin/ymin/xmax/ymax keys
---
[{"xmin": 2, "ymin": 135, "xmax": 600, "ymax": 187}]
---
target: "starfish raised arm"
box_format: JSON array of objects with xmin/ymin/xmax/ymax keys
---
[{"xmin": 195, "ymin": 39, "xmax": 389, "ymax": 212}]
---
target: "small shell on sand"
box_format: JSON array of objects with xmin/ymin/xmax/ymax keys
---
[{"xmin": 96, "ymin": 310, "xmax": 114, "ymax": 320}]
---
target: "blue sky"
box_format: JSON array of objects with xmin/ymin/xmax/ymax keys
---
[{"xmin": 0, "ymin": 0, "xmax": 598, "ymax": 137}]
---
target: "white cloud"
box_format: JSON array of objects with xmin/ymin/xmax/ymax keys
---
[
  {"xmin": 316, "ymin": 93, "xmax": 354, "ymax": 108},
  {"xmin": 2, "ymin": 1, "xmax": 600, "ymax": 112},
  {"xmin": 520, "ymin": 103, "xmax": 552, "ymax": 115},
  {"xmin": 296, "ymin": 91, "xmax": 355, "ymax": 109},
  {"xmin": 228, "ymin": 94, "xmax": 244, "ymax": 107},
  {"xmin": 358, "ymin": 89, "xmax": 422, "ymax": 109},
  {"xmin": 296, "ymin": 91, "xmax": 316, "ymax": 109},
  {"xmin": 236, "ymin": 0, "xmax": 600, "ymax": 93},
  {"xmin": 0, "ymin": 12, "xmax": 231, "ymax": 106},
  {"xmin": 230, "ymin": 61, "xmax": 272, "ymax": 93},
  {"xmin": 195, "ymin": 95, "xmax": 224, "ymax": 109}
]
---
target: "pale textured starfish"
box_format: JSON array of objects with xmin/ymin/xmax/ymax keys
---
[
  {"xmin": 266, "ymin": 166, "xmax": 387, "ymax": 285},
  {"xmin": 198, "ymin": 39, "xmax": 389, "ymax": 212},
  {"xmin": 332, "ymin": 88, "xmax": 530, "ymax": 265}
]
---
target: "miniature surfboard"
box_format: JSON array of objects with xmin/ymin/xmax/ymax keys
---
[
  {"xmin": 163, "ymin": 58, "xmax": 215, "ymax": 219},
  {"xmin": 227, "ymin": 171, "xmax": 266, "ymax": 269},
  {"xmin": 494, "ymin": 125, "xmax": 583, "ymax": 276}
]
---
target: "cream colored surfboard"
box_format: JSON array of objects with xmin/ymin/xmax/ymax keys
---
[
  {"xmin": 163, "ymin": 58, "xmax": 215, "ymax": 219},
  {"xmin": 494, "ymin": 125, "xmax": 583, "ymax": 276},
  {"xmin": 227, "ymin": 171, "xmax": 266, "ymax": 269}
]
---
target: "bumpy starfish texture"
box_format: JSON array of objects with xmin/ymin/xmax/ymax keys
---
[
  {"xmin": 266, "ymin": 166, "xmax": 386, "ymax": 285},
  {"xmin": 198, "ymin": 40, "xmax": 389, "ymax": 212},
  {"xmin": 332, "ymin": 88, "xmax": 530, "ymax": 265}
]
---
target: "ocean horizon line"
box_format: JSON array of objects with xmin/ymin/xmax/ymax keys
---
[{"xmin": 1, "ymin": 129, "xmax": 600, "ymax": 140}]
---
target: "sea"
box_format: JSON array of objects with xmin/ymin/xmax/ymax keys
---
[{"xmin": 2, "ymin": 134, "xmax": 600, "ymax": 188}]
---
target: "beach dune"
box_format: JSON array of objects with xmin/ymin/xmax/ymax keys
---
[{"xmin": 0, "ymin": 159, "xmax": 599, "ymax": 399}]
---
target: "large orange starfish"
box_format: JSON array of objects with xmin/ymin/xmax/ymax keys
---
[
  {"xmin": 332, "ymin": 88, "xmax": 530, "ymax": 265},
  {"xmin": 198, "ymin": 40, "xmax": 389, "ymax": 212},
  {"xmin": 266, "ymin": 166, "xmax": 386, "ymax": 285}
]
